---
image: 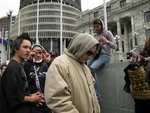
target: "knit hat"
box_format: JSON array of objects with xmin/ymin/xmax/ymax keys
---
[{"xmin": 31, "ymin": 44, "xmax": 44, "ymax": 50}]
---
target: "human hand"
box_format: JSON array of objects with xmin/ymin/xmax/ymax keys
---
[
  {"xmin": 36, "ymin": 93, "xmax": 45, "ymax": 106},
  {"xmin": 28, "ymin": 49, "xmax": 37, "ymax": 60},
  {"xmin": 99, "ymin": 36, "xmax": 109, "ymax": 44},
  {"xmin": 42, "ymin": 50, "xmax": 51, "ymax": 63},
  {"xmin": 30, "ymin": 92, "xmax": 45, "ymax": 104}
]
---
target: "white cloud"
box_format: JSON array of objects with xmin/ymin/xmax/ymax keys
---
[
  {"xmin": 81, "ymin": 0, "xmax": 110, "ymax": 11},
  {"xmin": 0, "ymin": 0, "xmax": 19, "ymax": 18}
]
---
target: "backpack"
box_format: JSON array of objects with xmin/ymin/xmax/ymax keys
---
[{"xmin": 124, "ymin": 64, "xmax": 150, "ymax": 99}]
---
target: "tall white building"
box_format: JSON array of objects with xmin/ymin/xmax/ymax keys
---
[{"xmin": 10, "ymin": 0, "xmax": 81, "ymax": 54}]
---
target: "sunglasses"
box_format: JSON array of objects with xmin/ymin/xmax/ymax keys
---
[{"xmin": 86, "ymin": 51, "xmax": 96, "ymax": 56}]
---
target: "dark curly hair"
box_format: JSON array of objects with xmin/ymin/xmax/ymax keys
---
[{"xmin": 11, "ymin": 32, "xmax": 32, "ymax": 56}]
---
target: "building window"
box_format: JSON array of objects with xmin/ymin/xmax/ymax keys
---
[
  {"xmin": 94, "ymin": 11, "xmax": 98, "ymax": 18},
  {"xmin": 120, "ymin": 0, "xmax": 126, "ymax": 8},
  {"xmin": 145, "ymin": 29, "xmax": 150, "ymax": 39},
  {"xmin": 116, "ymin": 41, "xmax": 119, "ymax": 51},
  {"xmin": 107, "ymin": 6, "xmax": 111, "ymax": 13},
  {"xmin": 121, "ymin": 27, "xmax": 124, "ymax": 35},
  {"xmin": 144, "ymin": 11, "xmax": 150, "ymax": 22},
  {"xmin": 130, "ymin": 39, "xmax": 133, "ymax": 50},
  {"xmin": 122, "ymin": 41, "xmax": 124, "ymax": 52}
]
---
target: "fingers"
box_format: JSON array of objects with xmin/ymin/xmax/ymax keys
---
[
  {"xmin": 99, "ymin": 36, "xmax": 108, "ymax": 43},
  {"xmin": 31, "ymin": 92, "xmax": 45, "ymax": 105}
]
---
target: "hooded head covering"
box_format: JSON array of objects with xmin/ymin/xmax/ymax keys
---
[
  {"xmin": 67, "ymin": 33, "xmax": 99, "ymax": 58},
  {"xmin": 92, "ymin": 18, "xmax": 106, "ymax": 35},
  {"xmin": 31, "ymin": 44, "xmax": 44, "ymax": 50}
]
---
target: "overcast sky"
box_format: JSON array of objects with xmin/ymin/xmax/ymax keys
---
[{"xmin": 0, "ymin": 0, "xmax": 110, "ymax": 18}]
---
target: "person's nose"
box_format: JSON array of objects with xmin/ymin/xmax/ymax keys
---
[
  {"xmin": 36, "ymin": 52, "xmax": 41, "ymax": 56},
  {"xmin": 27, "ymin": 48, "xmax": 31, "ymax": 52}
]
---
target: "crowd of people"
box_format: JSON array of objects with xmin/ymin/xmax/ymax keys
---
[{"xmin": 0, "ymin": 17, "xmax": 149, "ymax": 113}]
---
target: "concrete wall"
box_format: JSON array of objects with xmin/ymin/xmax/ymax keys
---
[{"xmin": 97, "ymin": 62, "xmax": 135, "ymax": 113}]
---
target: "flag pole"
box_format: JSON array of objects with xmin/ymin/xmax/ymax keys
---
[
  {"xmin": 1, "ymin": 27, "xmax": 4, "ymax": 64},
  {"xmin": 36, "ymin": 0, "xmax": 39, "ymax": 44},
  {"xmin": 103, "ymin": 0, "xmax": 107, "ymax": 30},
  {"xmin": 60, "ymin": 0, "xmax": 63, "ymax": 55},
  {"xmin": 18, "ymin": 12, "xmax": 20, "ymax": 36}
]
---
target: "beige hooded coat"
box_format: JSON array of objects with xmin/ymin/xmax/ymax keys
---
[{"xmin": 45, "ymin": 33, "xmax": 100, "ymax": 113}]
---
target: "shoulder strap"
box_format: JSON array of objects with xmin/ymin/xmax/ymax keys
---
[{"xmin": 102, "ymin": 30, "xmax": 108, "ymax": 39}]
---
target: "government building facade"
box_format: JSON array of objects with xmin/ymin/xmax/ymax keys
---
[{"xmin": 75, "ymin": 0, "xmax": 150, "ymax": 62}]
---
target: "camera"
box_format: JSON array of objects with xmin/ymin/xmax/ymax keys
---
[
  {"xmin": 37, "ymin": 49, "xmax": 44, "ymax": 53},
  {"xmin": 126, "ymin": 52, "xmax": 133, "ymax": 59}
]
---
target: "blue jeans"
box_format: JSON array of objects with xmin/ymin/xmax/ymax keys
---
[{"xmin": 87, "ymin": 55, "xmax": 110, "ymax": 100}]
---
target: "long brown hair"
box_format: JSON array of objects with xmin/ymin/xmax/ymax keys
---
[{"xmin": 144, "ymin": 39, "xmax": 150, "ymax": 56}]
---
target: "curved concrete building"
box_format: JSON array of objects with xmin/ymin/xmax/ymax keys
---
[{"xmin": 10, "ymin": 0, "xmax": 81, "ymax": 54}]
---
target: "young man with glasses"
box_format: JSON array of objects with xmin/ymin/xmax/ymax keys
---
[{"xmin": 45, "ymin": 33, "xmax": 100, "ymax": 113}]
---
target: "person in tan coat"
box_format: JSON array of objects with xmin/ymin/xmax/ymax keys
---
[{"xmin": 45, "ymin": 33, "xmax": 100, "ymax": 113}]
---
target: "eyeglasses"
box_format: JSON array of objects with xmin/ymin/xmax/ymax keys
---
[{"xmin": 86, "ymin": 51, "xmax": 96, "ymax": 56}]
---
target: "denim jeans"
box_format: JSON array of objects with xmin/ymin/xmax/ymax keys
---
[{"xmin": 87, "ymin": 55, "xmax": 110, "ymax": 100}]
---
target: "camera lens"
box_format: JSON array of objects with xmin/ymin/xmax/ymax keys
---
[{"xmin": 37, "ymin": 50, "xmax": 43, "ymax": 53}]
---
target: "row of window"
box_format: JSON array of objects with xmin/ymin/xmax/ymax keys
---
[
  {"xmin": 26, "ymin": 18, "xmax": 75, "ymax": 24},
  {"xmin": 23, "ymin": 24, "xmax": 74, "ymax": 31},
  {"xmin": 94, "ymin": 10, "xmax": 150, "ymax": 23},
  {"xmin": 32, "ymin": 37, "xmax": 71, "ymax": 54},
  {"xmin": 28, "ymin": 31, "xmax": 75, "ymax": 38},
  {"xmin": 93, "ymin": 0, "xmax": 127, "ymax": 18},
  {"xmin": 22, "ymin": 2, "xmax": 79, "ymax": 14},
  {"xmin": 23, "ymin": 10, "xmax": 76, "ymax": 18}
]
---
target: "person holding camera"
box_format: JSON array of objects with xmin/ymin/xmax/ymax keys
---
[{"xmin": 23, "ymin": 44, "xmax": 52, "ymax": 113}]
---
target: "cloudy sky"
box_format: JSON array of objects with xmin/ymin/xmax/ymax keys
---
[{"xmin": 0, "ymin": 0, "xmax": 110, "ymax": 18}]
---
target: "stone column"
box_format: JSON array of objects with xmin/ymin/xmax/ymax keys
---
[
  {"xmin": 50, "ymin": 38, "xmax": 53, "ymax": 52},
  {"xmin": 116, "ymin": 19, "xmax": 122, "ymax": 52},
  {"xmin": 123, "ymin": 21, "xmax": 129, "ymax": 52},
  {"xmin": 113, "ymin": 19, "xmax": 123, "ymax": 62},
  {"xmin": 131, "ymin": 15, "xmax": 135, "ymax": 48}
]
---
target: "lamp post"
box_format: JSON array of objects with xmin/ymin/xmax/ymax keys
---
[
  {"xmin": 103, "ymin": 0, "xmax": 107, "ymax": 30},
  {"xmin": 60, "ymin": 0, "xmax": 63, "ymax": 55},
  {"xmin": 132, "ymin": 32, "xmax": 138, "ymax": 46},
  {"xmin": 114, "ymin": 35, "xmax": 120, "ymax": 51},
  {"xmin": 1, "ymin": 25, "xmax": 4, "ymax": 64},
  {"xmin": 6, "ymin": 9, "xmax": 13, "ymax": 60}
]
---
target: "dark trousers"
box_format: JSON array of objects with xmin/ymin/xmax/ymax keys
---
[
  {"xmin": 32, "ymin": 103, "xmax": 52, "ymax": 113},
  {"xmin": 134, "ymin": 99, "xmax": 150, "ymax": 113}
]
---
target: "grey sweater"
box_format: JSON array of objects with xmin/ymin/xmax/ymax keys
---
[
  {"xmin": 93, "ymin": 31, "xmax": 117, "ymax": 57},
  {"xmin": 93, "ymin": 18, "xmax": 117, "ymax": 57}
]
